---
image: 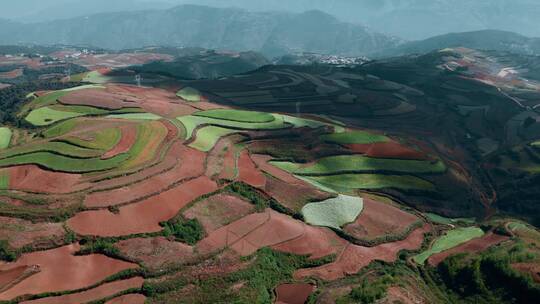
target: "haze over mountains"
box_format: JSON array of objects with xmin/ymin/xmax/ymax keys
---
[
  {"xmin": 2, "ymin": 0, "xmax": 540, "ymax": 40},
  {"xmin": 0, "ymin": 5, "xmax": 401, "ymax": 57}
]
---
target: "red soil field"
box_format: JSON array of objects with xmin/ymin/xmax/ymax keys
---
[
  {"xmin": 68, "ymin": 176, "xmax": 219, "ymax": 236},
  {"xmin": 85, "ymin": 143, "xmax": 205, "ymax": 208},
  {"xmin": 197, "ymin": 209, "xmax": 305, "ymax": 256},
  {"xmin": 204, "ymin": 137, "xmax": 231, "ymax": 178},
  {"xmin": 115, "ymin": 237, "xmax": 195, "ymax": 271},
  {"xmin": 272, "ymin": 224, "xmax": 348, "ymax": 260},
  {"xmin": 0, "ymin": 216, "xmax": 65, "ymax": 249},
  {"xmin": 20, "ymin": 277, "xmax": 144, "ymax": 304},
  {"xmin": 183, "ymin": 193, "xmax": 255, "ymax": 233},
  {"xmin": 58, "ymin": 89, "xmax": 141, "ymax": 110},
  {"xmin": 0, "ymin": 68, "xmax": 23, "ymax": 79},
  {"xmin": 343, "ymin": 198, "xmax": 420, "ymax": 241},
  {"xmin": 275, "ymin": 283, "xmax": 314, "ymax": 304},
  {"xmin": 428, "ymin": 232, "xmax": 508, "ymax": 266},
  {"xmin": 251, "ymin": 154, "xmax": 333, "ymax": 211},
  {"xmin": 346, "ymin": 141, "xmax": 428, "ymax": 160},
  {"xmin": 0, "ymin": 244, "xmax": 138, "ymax": 301},
  {"xmin": 263, "ymin": 174, "xmax": 333, "ymax": 212},
  {"xmin": 5, "ymin": 165, "xmax": 89, "ymax": 194},
  {"xmin": 511, "ymin": 263, "xmax": 540, "ymax": 283},
  {"xmin": 293, "ymin": 225, "xmax": 430, "ymax": 281},
  {"xmin": 105, "ymin": 293, "xmax": 146, "ymax": 304},
  {"xmin": 0, "ymin": 266, "xmax": 37, "ymax": 293},
  {"xmin": 237, "ymin": 150, "xmax": 266, "ymax": 188},
  {"xmin": 102, "ymin": 125, "xmax": 138, "ymax": 159}
]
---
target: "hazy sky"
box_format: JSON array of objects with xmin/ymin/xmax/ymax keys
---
[{"xmin": 1, "ymin": 0, "xmax": 539, "ymax": 40}]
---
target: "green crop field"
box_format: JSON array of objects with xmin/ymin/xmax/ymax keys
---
[
  {"xmin": 0, "ymin": 141, "xmax": 102, "ymax": 159},
  {"xmin": 0, "ymin": 127, "xmax": 12, "ymax": 149},
  {"xmin": 413, "ymin": 227, "xmax": 485, "ymax": 264},
  {"xmin": 194, "ymin": 109, "xmax": 276, "ymax": 123},
  {"xmin": 320, "ymin": 130, "xmax": 389, "ymax": 144},
  {"xmin": 25, "ymin": 106, "xmax": 86, "ymax": 126},
  {"xmin": 0, "ymin": 152, "xmax": 129, "ymax": 173},
  {"xmin": 177, "ymin": 87, "xmax": 201, "ymax": 102},
  {"xmin": 301, "ymin": 195, "xmax": 363, "ymax": 230},
  {"xmin": 424, "ymin": 213, "xmax": 475, "ymax": 225},
  {"xmin": 189, "ymin": 126, "xmax": 237, "ymax": 152},
  {"xmin": 106, "ymin": 113, "xmax": 162, "ymax": 120},
  {"xmin": 177, "ymin": 114, "xmax": 289, "ymax": 140},
  {"xmin": 285, "ymin": 155, "xmax": 446, "ymax": 175},
  {"xmin": 63, "ymin": 127, "xmax": 121, "ymax": 151},
  {"xmin": 297, "ymin": 173, "xmax": 435, "ymax": 193},
  {"xmin": 531, "ymin": 141, "xmax": 540, "ymax": 148},
  {"xmin": 282, "ymin": 115, "xmax": 329, "ymax": 129},
  {"xmin": 82, "ymin": 71, "xmax": 113, "ymax": 84},
  {"xmin": 42, "ymin": 119, "xmax": 78, "ymax": 138},
  {"xmin": 0, "ymin": 170, "xmax": 8, "ymax": 189},
  {"xmin": 20, "ymin": 85, "xmax": 105, "ymax": 116}
]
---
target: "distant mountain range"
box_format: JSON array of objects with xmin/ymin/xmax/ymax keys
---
[
  {"xmin": 0, "ymin": 5, "xmax": 401, "ymax": 57},
  {"xmin": 378, "ymin": 30, "xmax": 540, "ymax": 57}
]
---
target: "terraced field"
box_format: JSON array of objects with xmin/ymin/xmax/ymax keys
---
[{"xmin": 1, "ymin": 48, "xmax": 538, "ymax": 303}]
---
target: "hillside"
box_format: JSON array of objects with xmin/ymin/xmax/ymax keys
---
[
  {"xmin": 379, "ymin": 30, "xmax": 540, "ymax": 57},
  {"xmin": 0, "ymin": 5, "xmax": 401, "ymax": 57},
  {"xmin": 0, "ymin": 48, "xmax": 539, "ymax": 303}
]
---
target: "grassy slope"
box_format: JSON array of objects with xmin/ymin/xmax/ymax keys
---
[
  {"xmin": 282, "ymin": 155, "xmax": 446, "ymax": 175},
  {"xmin": 177, "ymin": 114, "xmax": 288, "ymax": 139},
  {"xmin": 0, "ymin": 141, "xmax": 102, "ymax": 159},
  {"xmin": 413, "ymin": 227, "xmax": 485, "ymax": 264},
  {"xmin": 321, "ymin": 130, "xmax": 390, "ymax": 144},
  {"xmin": 0, "ymin": 152, "xmax": 129, "ymax": 173},
  {"xmin": 189, "ymin": 126, "xmax": 237, "ymax": 152},
  {"xmin": 301, "ymin": 195, "xmax": 364, "ymax": 230},
  {"xmin": 299, "ymin": 174, "xmax": 435, "ymax": 192},
  {"xmin": 176, "ymin": 87, "xmax": 201, "ymax": 102},
  {"xmin": 194, "ymin": 109, "xmax": 275, "ymax": 123},
  {"xmin": 0, "ymin": 127, "xmax": 12, "ymax": 149}
]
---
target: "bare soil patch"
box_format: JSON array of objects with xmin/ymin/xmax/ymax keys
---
[
  {"xmin": 343, "ymin": 198, "xmax": 419, "ymax": 241},
  {"xmin": 116, "ymin": 237, "xmax": 195, "ymax": 271},
  {"xmin": 275, "ymin": 283, "xmax": 314, "ymax": 304},
  {"xmin": 294, "ymin": 225, "xmax": 429, "ymax": 281},
  {"xmin": 183, "ymin": 193, "xmax": 255, "ymax": 233},
  {"xmin": 20, "ymin": 277, "xmax": 144, "ymax": 304},
  {"xmin": 0, "ymin": 216, "xmax": 65, "ymax": 249},
  {"xmin": 0, "ymin": 244, "xmax": 138, "ymax": 301},
  {"xmin": 6, "ymin": 165, "xmax": 89, "ymax": 194}
]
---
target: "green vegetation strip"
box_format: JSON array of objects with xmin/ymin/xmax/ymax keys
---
[
  {"xmin": 424, "ymin": 213, "xmax": 475, "ymax": 225},
  {"xmin": 0, "ymin": 127, "xmax": 12, "ymax": 149},
  {"xmin": 176, "ymin": 87, "xmax": 201, "ymax": 102},
  {"xmin": 0, "ymin": 141, "xmax": 102, "ymax": 159},
  {"xmin": 106, "ymin": 113, "xmax": 162, "ymax": 120},
  {"xmin": 0, "ymin": 152, "xmax": 129, "ymax": 173},
  {"xmin": 177, "ymin": 113, "xmax": 288, "ymax": 139},
  {"xmin": 321, "ymin": 130, "xmax": 389, "ymax": 144},
  {"xmin": 43, "ymin": 119, "xmax": 78, "ymax": 138},
  {"xmin": 297, "ymin": 174, "xmax": 435, "ymax": 193},
  {"xmin": 301, "ymin": 195, "xmax": 363, "ymax": 230},
  {"xmin": 413, "ymin": 227, "xmax": 485, "ymax": 264},
  {"xmin": 194, "ymin": 109, "xmax": 276, "ymax": 123},
  {"xmin": 273, "ymin": 155, "xmax": 446, "ymax": 175},
  {"xmin": 189, "ymin": 126, "xmax": 237, "ymax": 152},
  {"xmin": 0, "ymin": 170, "xmax": 8, "ymax": 189}
]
